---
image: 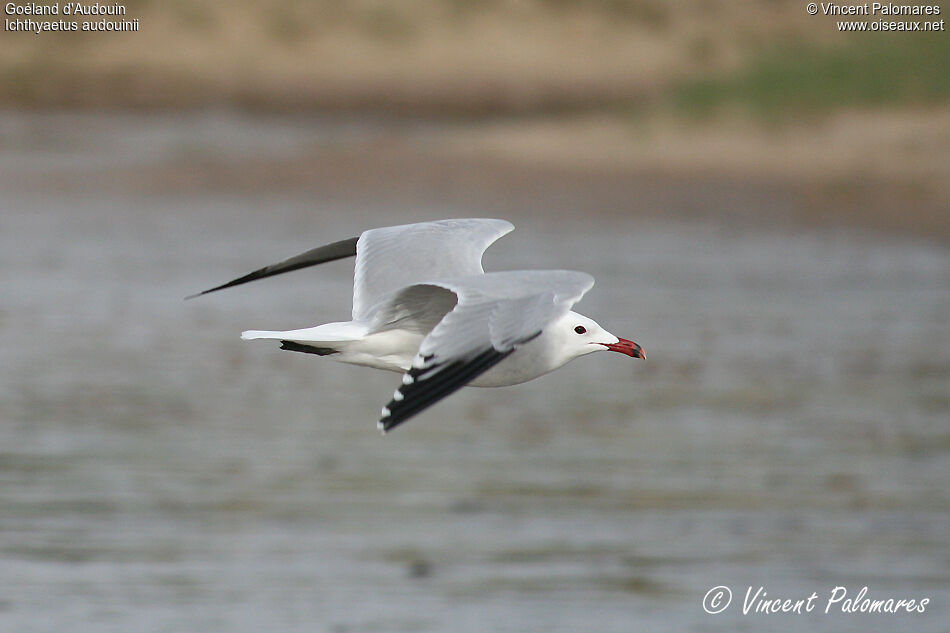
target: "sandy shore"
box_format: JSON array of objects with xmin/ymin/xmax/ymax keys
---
[
  {"xmin": 440, "ymin": 111, "xmax": 950, "ymax": 242},
  {"xmin": 3, "ymin": 110, "xmax": 947, "ymax": 244}
]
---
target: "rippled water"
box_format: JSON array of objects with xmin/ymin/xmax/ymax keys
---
[{"xmin": 1, "ymin": 112, "xmax": 948, "ymax": 632}]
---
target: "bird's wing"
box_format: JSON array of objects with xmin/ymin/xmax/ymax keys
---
[
  {"xmin": 186, "ymin": 237, "xmax": 359, "ymax": 299},
  {"xmin": 186, "ymin": 218, "xmax": 512, "ymax": 304},
  {"xmin": 378, "ymin": 270, "xmax": 594, "ymax": 432},
  {"xmin": 368, "ymin": 284, "xmax": 460, "ymax": 336},
  {"xmin": 352, "ymin": 218, "xmax": 513, "ymax": 320}
]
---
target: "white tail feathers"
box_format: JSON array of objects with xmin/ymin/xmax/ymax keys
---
[
  {"xmin": 241, "ymin": 330, "xmax": 283, "ymax": 341},
  {"xmin": 241, "ymin": 321, "xmax": 369, "ymax": 343}
]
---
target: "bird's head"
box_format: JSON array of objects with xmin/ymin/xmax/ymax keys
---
[{"xmin": 555, "ymin": 311, "xmax": 645, "ymax": 363}]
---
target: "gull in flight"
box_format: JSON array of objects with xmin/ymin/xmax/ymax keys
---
[{"xmin": 189, "ymin": 219, "xmax": 644, "ymax": 432}]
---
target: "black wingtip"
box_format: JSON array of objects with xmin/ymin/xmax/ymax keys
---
[
  {"xmin": 379, "ymin": 346, "xmax": 521, "ymax": 432},
  {"xmin": 378, "ymin": 403, "xmax": 398, "ymax": 433},
  {"xmin": 184, "ymin": 273, "xmax": 260, "ymax": 300},
  {"xmin": 184, "ymin": 278, "xmax": 246, "ymax": 300},
  {"xmin": 185, "ymin": 236, "xmax": 359, "ymax": 300}
]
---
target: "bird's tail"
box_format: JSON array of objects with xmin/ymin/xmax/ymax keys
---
[
  {"xmin": 241, "ymin": 330, "xmax": 286, "ymax": 341},
  {"xmin": 241, "ymin": 321, "xmax": 368, "ymax": 348}
]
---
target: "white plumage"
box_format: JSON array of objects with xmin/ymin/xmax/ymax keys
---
[{"xmin": 194, "ymin": 219, "xmax": 644, "ymax": 432}]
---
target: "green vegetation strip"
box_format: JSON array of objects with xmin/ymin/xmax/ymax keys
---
[{"xmin": 673, "ymin": 34, "xmax": 950, "ymax": 119}]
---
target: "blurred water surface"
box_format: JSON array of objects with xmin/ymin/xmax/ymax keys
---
[{"xmin": 1, "ymin": 112, "xmax": 948, "ymax": 632}]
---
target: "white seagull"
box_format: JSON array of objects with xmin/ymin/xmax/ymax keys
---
[{"xmin": 189, "ymin": 219, "xmax": 644, "ymax": 432}]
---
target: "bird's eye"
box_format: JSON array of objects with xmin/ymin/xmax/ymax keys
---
[{"xmin": 574, "ymin": 325, "xmax": 587, "ymax": 334}]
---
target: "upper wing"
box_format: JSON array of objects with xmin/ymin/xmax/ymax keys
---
[
  {"xmin": 378, "ymin": 270, "xmax": 594, "ymax": 432},
  {"xmin": 185, "ymin": 218, "xmax": 512, "ymax": 305},
  {"xmin": 352, "ymin": 219, "xmax": 513, "ymax": 320},
  {"xmin": 186, "ymin": 237, "xmax": 358, "ymax": 299}
]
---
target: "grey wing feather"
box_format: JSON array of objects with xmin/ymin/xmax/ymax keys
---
[
  {"xmin": 369, "ymin": 284, "xmax": 459, "ymax": 336},
  {"xmin": 352, "ymin": 218, "xmax": 513, "ymax": 320},
  {"xmin": 187, "ymin": 218, "xmax": 512, "ymax": 306},
  {"xmin": 378, "ymin": 270, "xmax": 593, "ymax": 431},
  {"xmin": 415, "ymin": 270, "xmax": 592, "ymax": 361}
]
